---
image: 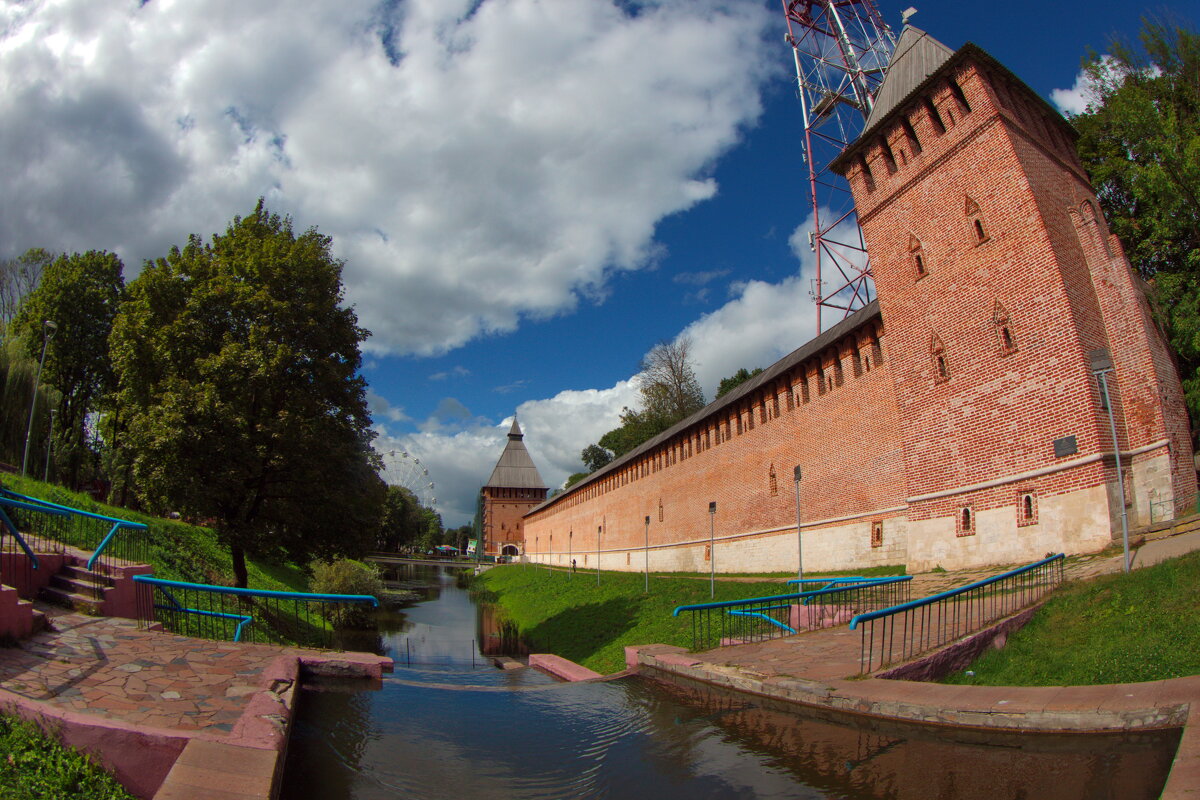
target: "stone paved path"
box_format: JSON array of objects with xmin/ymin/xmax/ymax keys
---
[{"xmin": 0, "ymin": 609, "xmax": 293, "ymax": 734}]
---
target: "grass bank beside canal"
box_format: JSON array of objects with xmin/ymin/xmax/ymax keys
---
[
  {"xmin": 0, "ymin": 714, "xmax": 134, "ymax": 800},
  {"xmin": 944, "ymin": 549, "xmax": 1200, "ymax": 686},
  {"xmin": 475, "ymin": 565, "xmax": 792, "ymax": 674}
]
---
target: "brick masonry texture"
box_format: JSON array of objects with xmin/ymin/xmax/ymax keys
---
[{"xmin": 519, "ymin": 45, "xmax": 1196, "ymax": 574}]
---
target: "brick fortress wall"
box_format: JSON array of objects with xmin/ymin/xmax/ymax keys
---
[{"xmin": 521, "ymin": 42, "xmax": 1196, "ymax": 574}]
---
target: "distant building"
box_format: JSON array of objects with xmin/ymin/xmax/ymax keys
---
[
  {"xmin": 521, "ymin": 27, "xmax": 1196, "ymax": 574},
  {"xmin": 479, "ymin": 417, "xmax": 548, "ymax": 558}
]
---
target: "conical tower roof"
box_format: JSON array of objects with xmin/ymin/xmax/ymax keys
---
[
  {"xmin": 484, "ymin": 417, "xmax": 546, "ymax": 489},
  {"xmin": 861, "ymin": 25, "xmax": 956, "ymax": 135}
]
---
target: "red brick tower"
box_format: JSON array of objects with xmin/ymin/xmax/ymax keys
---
[
  {"xmin": 479, "ymin": 417, "xmax": 547, "ymax": 559},
  {"xmin": 833, "ymin": 27, "xmax": 1196, "ymax": 567}
]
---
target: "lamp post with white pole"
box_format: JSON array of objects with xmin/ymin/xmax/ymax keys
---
[
  {"xmin": 43, "ymin": 408, "xmax": 56, "ymax": 482},
  {"xmin": 596, "ymin": 524, "xmax": 602, "ymax": 587},
  {"xmin": 794, "ymin": 466, "xmax": 804, "ymax": 582},
  {"xmin": 1092, "ymin": 351, "xmax": 1130, "ymax": 573},
  {"xmin": 22, "ymin": 319, "xmax": 57, "ymax": 477},
  {"xmin": 644, "ymin": 515, "xmax": 650, "ymax": 593},
  {"xmin": 708, "ymin": 502, "xmax": 716, "ymax": 599}
]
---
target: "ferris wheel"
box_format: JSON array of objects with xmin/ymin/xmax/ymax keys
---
[{"xmin": 378, "ymin": 449, "xmax": 437, "ymax": 510}]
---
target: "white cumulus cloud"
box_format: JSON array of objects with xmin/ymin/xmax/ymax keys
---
[{"xmin": 0, "ymin": 0, "xmax": 774, "ymax": 357}]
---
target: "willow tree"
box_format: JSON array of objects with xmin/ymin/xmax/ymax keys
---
[{"xmin": 111, "ymin": 201, "xmax": 384, "ymax": 586}]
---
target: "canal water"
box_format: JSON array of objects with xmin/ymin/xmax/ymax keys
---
[{"xmin": 280, "ymin": 565, "xmax": 1178, "ymax": 799}]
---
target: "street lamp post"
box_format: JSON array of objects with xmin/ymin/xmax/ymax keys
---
[
  {"xmin": 43, "ymin": 408, "xmax": 56, "ymax": 482},
  {"xmin": 569, "ymin": 530, "xmax": 573, "ymax": 579},
  {"xmin": 644, "ymin": 515, "xmax": 650, "ymax": 593},
  {"xmin": 548, "ymin": 534, "xmax": 553, "ymax": 573},
  {"xmin": 22, "ymin": 319, "xmax": 57, "ymax": 477},
  {"xmin": 794, "ymin": 466, "xmax": 804, "ymax": 582},
  {"xmin": 596, "ymin": 524, "xmax": 602, "ymax": 587},
  {"xmin": 708, "ymin": 501, "xmax": 716, "ymax": 599},
  {"xmin": 1094, "ymin": 360, "xmax": 1130, "ymax": 572}
]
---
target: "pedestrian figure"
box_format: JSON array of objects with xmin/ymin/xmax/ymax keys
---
[{"xmin": 571, "ymin": 559, "xmax": 576, "ymax": 573}]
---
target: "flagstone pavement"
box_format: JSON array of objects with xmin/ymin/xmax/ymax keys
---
[{"xmin": 2, "ymin": 609, "xmax": 302, "ymax": 733}]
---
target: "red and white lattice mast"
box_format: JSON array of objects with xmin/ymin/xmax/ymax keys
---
[{"xmin": 783, "ymin": 1, "xmax": 898, "ymax": 332}]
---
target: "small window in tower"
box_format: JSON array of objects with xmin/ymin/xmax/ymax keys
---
[
  {"xmin": 966, "ymin": 196, "xmax": 989, "ymax": 244},
  {"xmin": 923, "ymin": 96, "xmax": 946, "ymax": 134},
  {"xmin": 878, "ymin": 136, "xmax": 898, "ymax": 174},
  {"xmin": 958, "ymin": 507, "xmax": 975, "ymax": 537},
  {"xmin": 901, "ymin": 116, "xmax": 922, "ymax": 154},
  {"xmin": 931, "ymin": 334, "xmax": 950, "ymax": 384},
  {"xmin": 948, "ymin": 78, "xmax": 972, "ymax": 114},
  {"xmin": 769, "ymin": 465, "xmax": 778, "ymax": 497},
  {"xmin": 1018, "ymin": 491, "xmax": 1038, "ymax": 527},
  {"xmin": 909, "ymin": 234, "xmax": 927, "ymax": 280},
  {"xmin": 993, "ymin": 301, "xmax": 1018, "ymax": 355},
  {"xmin": 871, "ymin": 520, "xmax": 883, "ymax": 548},
  {"xmin": 658, "ymin": 499, "xmax": 664, "ymax": 522}
]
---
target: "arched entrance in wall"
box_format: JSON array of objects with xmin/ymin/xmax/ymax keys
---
[{"xmin": 501, "ymin": 545, "xmax": 520, "ymax": 557}]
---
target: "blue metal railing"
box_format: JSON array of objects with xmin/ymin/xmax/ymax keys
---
[
  {"xmin": 0, "ymin": 489, "xmax": 149, "ymax": 576},
  {"xmin": 134, "ymin": 575, "xmax": 381, "ymax": 648},
  {"xmin": 850, "ymin": 553, "xmax": 1065, "ymax": 673},
  {"xmin": 673, "ymin": 576, "xmax": 913, "ymax": 651}
]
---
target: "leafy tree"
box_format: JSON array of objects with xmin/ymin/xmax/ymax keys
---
[
  {"xmin": 578, "ymin": 336, "xmax": 708, "ymax": 465},
  {"xmin": 716, "ymin": 367, "xmax": 763, "ymax": 399},
  {"xmin": 378, "ymin": 485, "xmax": 425, "ymax": 551},
  {"xmin": 110, "ymin": 201, "xmax": 384, "ymax": 587},
  {"xmin": 637, "ymin": 336, "xmax": 706, "ymax": 430},
  {"xmin": 12, "ymin": 251, "xmax": 124, "ymax": 486},
  {"xmin": 562, "ymin": 471, "xmax": 588, "ymax": 491},
  {"xmin": 0, "ymin": 248, "xmax": 53, "ymax": 332},
  {"xmin": 1071, "ymin": 19, "xmax": 1200, "ymax": 430},
  {"xmin": 580, "ymin": 443, "xmax": 613, "ymax": 472}
]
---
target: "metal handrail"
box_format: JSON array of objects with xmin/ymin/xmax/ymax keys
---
[
  {"xmin": 132, "ymin": 575, "xmax": 380, "ymax": 606},
  {"xmin": 0, "ymin": 489, "xmax": 149, "ymax": 571},
  {"xmin": 849, "ymin": 554, "xmax": 1064, "ymax": 630},
  {"xmin": 672, "ymin": 575, "xmax": 912, "ymax": 617},
  {"xmin": 0, "ymin": 505, "xmax": 52, "ymax": 571},
  {"xmin": 785, "ymin": 576, "xmax": 867, "ymax": 585}
]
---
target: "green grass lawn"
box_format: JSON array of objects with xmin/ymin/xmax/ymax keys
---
[
  {"xmin": 942, "ymin": 549, "xmax": 1200, "ymax": 686},
  {"xmin": 476, "ymin": 565, "xmax": 793, "ymax": 674},
  {"xmin": 0, "ymin": 714, "xmax": 134, "ymax": 800},
  {"xmin": 2, "ymin": 474, "xmax": 309, "ymax": 592}
]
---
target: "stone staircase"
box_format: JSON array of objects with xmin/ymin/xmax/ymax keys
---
[
  {"xmin": 39, "ymin": 562, "xmax": 113, "ymax": 615},
  {"xmin": 1132, "ymin": 511, "xmax": 1200, "ymax": 545},
  {"xmin": 0, "ymin": 584, "xmax": 47, "ymax": 641}
]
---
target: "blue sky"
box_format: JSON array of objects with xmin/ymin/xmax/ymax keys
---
[{"xmin": 2, "ymin": 0, "xmax": 1195, "ymax": 525}]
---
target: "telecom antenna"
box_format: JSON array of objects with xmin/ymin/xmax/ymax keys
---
[{"xmin": 783, "ymin": 0, "xmax": 897, "ymax": 332}]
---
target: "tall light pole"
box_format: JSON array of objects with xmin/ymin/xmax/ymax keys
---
[
  {"xmin": 1093, "ymin": 354, "xmax": 1130, "ymax": 572},
  {"xmin": 644, "ymin": 515, "xmax": 650, "ymax": 593},
  {"xmin": 596, "ymin": 523, "xmax": 602, "ymax": 587},
  {"xmin": 708, "ymin": 501, "xmax": 716, "ymax": 599},
  {"xmin": 569, "ymin": 530, "xmax": 573, "ymax": 579},
  {"xmin": 22, "ymin": 319, "xmax": 57, "ymax": 477},
  {"xmin": 548, "ymin": 534, "xmax": 553, "ymax": 573},
  {"xmin": 794, "ymin": 466, "xmax": 804, "ymax": 582},
  {"xmin": 43, "ymin": 408, "xmax": 56, "ymax": 482}
]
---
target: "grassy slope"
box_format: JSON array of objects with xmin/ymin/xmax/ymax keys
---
[
  {"xmin": 943, "ymin": 549, "xmax": 1200, "ymax": 686},
  {"xmin": 3, "ymin": 474, "xmax": 308, "ymax": 591},
  {"xmin": 0, "ymin": 714, "xmax": 134, "ymax": 800},
  {"xmin": 477, "ymin": 565, "xmax": 794, "ymax": 674}
]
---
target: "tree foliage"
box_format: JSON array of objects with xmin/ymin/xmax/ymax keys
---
[
  {"xmin": 12, "ymin": 251, "xmax": 125, "ymax": 485},
  {"xmin": 110, "ymin": 201, "xmax": 384, "ymax": 586},
  {"xmin": 0, "ymin": 248, "xmax": 53, "ymax": 332},
  {"xmin": 715, "ymin": 367, "xmax": 763, "ymax": 399},
  {"xmin": 378, "ymin": 484, "xmax": 444, "ymax": 552},
  {"xmin": 1072, "ymin": 19, "xmax": 1200, "ymax": 430},
  {"xmin": 578, "ymin": 336, "xmax": 707, "ymax": 468}
]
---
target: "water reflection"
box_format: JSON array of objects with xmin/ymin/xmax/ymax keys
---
[{"xmin": 281, "ymin": 566, "xmax": 1179, "ymax": 800}]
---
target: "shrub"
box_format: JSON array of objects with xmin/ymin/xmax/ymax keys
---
[{"xmin": 310, "ymin": 559, "xmax": 384, "ymax": 629}]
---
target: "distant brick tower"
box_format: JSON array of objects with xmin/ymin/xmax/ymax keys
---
[
  {"xmin": 479, "ymin": 417, "xmax": 548, "ymax": 558},
  {"xmin": 833, "ymin": 27, "xmax": 1196, "ymax": 566}
]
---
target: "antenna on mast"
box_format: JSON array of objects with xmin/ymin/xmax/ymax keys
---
[{"xmin": 782, "ymin": 0, "xmax": 896, "ymax": 333}]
